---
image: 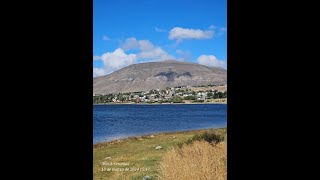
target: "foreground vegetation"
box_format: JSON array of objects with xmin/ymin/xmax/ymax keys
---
[
  {"xmin": 93, "ymin": 128, "xmax": 227, "ymax": 180},
  {"xmin": 160, "ymin": 141, "xmax": 226, "ymax": 180}
]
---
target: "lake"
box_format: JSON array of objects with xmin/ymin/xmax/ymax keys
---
[{"xmin": 93, "ymin": 104, "xmax": 227, "ymax": 144}]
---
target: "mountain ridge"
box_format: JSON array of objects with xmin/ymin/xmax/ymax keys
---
[{"xmin": 93, "ymin": 60, "xmax": 227, "ymax": 94}]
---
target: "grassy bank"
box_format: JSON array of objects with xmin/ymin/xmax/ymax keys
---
[{"xmin": 93, "ymin": 128, "xmax": 227, "ymax": 180}]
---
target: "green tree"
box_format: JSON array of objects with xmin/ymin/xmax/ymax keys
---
[
  {"xmin": 223, "ymin": 91, "xmax": 227, "ymax": 98},
  {"xmin": 170, "ymin": 96, "xmax": 183, "ymax": 103},
  {"xmin": 184, "ymin": 96, "xmax": 196, "ymax": 100}
]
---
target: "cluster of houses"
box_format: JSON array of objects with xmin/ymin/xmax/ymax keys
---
[{"xmin": 93, "ymin": 85, "xmax": 227, "ymax": 103}]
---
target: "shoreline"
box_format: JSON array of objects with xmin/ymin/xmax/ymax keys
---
[
  {"xmin": 93, "ymin": 127, "xmax": 227, "ymax": 179},
  {"xmin": 93, "ymin": 101, "xmax": 227, "ymax": 105},
  {"xmin": 93, "ymin": 127, "xmax": 226, "ymax": 146}
]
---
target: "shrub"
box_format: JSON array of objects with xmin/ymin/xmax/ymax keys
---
[
  {"xmin": 170, "ymin": 96, "xmax": 183, "ymax": 103},
  {"xmin": 183, "ymin": 95, "xmax": 196, "ymax": 100},
  {"xmin": 186, "ymin": 132, "xmax": 225, "ymax": 145},
  {"xmin": 194, "ymin": 99, "xmax": 204, "ymax": 103}
]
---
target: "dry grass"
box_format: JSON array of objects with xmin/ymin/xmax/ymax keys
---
[{"xmin": 159, "ymin": 141, "xmax": 227, "ymax": 180}]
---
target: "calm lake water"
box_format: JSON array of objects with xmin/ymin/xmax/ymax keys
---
[{"xmin": 93, "ymin": 104, "xmax": 227, "ymax": 144}]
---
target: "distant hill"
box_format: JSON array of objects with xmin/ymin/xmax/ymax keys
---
[{"xmin": 93, "ymin": 60, "xmax": 227, "ymax": 94}]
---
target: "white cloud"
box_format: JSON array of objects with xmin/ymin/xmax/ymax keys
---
[
  {"xmin": 154, "ymin": 27, "xmax": 166, "ymax": 32},
  {"xmin": 121, "ymin": 38, "xmax": 175, "ymax": 62},
  {"xmin": 93, "ymin": 38, "xmax": 177, "ymax": 76},
  {"xmin": 169, "ymin": 27, "xmax": 214, "ymax": 42},
  {"xmin": 196, "ymin": 55, "xmax": 226, "ymax": 69},
  {"xmin": 121, "ymin": 38, "xmax": 140, "ymax": 50},
  {"xmin": 99, "ymin": 48, "xmax": 137, "ymax": 75},
  {"xmin": 102, "ymin": 35, "xmax": 110, "ymax": 41},
  {"xmin": 209, "ymin": 25, "xmax": 216, "ymax": 29},
  {"xmin": 139, "ymin": 40, "xmax": 155, "ymax": 51},
  {"xmin": 121, "ymin": 38, "xmax": 154, "ymax": 51},
  {"xmin": 138, "ymin": 47, "xmax": 175, "ymax": 61},
  {"xmin": 93, "ymin": 55, "xmax": 101, "ymax": 61},
  {"xmin": 93, "ymin": 68, "xmax": 105, "ymax": 77}
]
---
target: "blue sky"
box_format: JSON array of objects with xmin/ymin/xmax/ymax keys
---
[{"xmin": 93, "ymin": 0, "xmax": 227, "ymax": 76}]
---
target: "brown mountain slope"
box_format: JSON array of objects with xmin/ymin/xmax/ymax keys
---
[{"xmin": 93, "ymin": 60, "xmax": 227, "ymax": 94}]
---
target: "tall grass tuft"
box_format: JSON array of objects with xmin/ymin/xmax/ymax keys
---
[{"xmin": 159, "ymin": 141, "xmax": 227, "ymax": 180}]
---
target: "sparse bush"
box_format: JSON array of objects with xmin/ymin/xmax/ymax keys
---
[
  {"xmin": 186, "ymin": 132, "xmax": 225, "ymax": 145},
  {"xmin": 184, "ymin": 95, "xmax": 196, "ymax": 100},
  {"xmin": 169, "ymin": 96, "xmax": 183, "ymax": 103}
]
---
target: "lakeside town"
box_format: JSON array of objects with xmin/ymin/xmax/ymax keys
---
[{"xmin": 93, "ymin": 84, "xmax": 227, "ymax": 104}]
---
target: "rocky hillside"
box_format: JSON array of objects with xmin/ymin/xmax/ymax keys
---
[{"xmin": 93, "ymin": 60, "xmax": 227, "ymax": 94}]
